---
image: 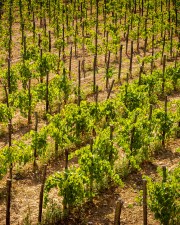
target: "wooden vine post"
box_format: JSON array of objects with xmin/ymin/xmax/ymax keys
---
[
  {"xmin": 95, "ymin": 85, "xmax": 99, "ymax": 104},
  {"xmin": 74, "ymin": 24, "xmax": 78, "ymax": 57},
  {"xmin": 62, "ymin": 23, "xmax": 65, "ymax": 62},
  {"xmin": 176, "ymin": 120, "xmax": 180, "ymax": 138},
  {"xmin": 141, "ymin": 0, "xmax": 144, "ymax": 16},
  {"xmin": 129, "ymin": 41, "xmax": 133, "ymax": 78},
  {"xmin": 161, "ymin": 33, "xmax": 166, "ymax": 65},
  {"xmin": 63, "ymin": 149, "xmax": 69, "ymax": 217},
  {"xmin": 149, "ymin": 104, "xmax": 153, "ymax": 121},
  {"xmin": 174, "ymin": 1, "xmax": 178, "ymax": 33},
  {"xmin": 162, "ymin": 55, "xmax": 166, "ymax": 97},
  {"xmin": 105, "ymin": 31, "xmax": 109, "ymax": 64},
  {"xmin": 93, "ymin": 55, "xmax": 97, "ymax": 93},
  {"xmin": 143, "ymin": 179, "xmax": 147, "ymax": 225},
  {"xmin": 82, "ymin": 21, "xmax": 86, "ymax": 78},
  {"xmin": 38, "ymin": 164, "xmax": 47, "ymax": 223},
  {"xmin": 33, "ymin": 112, "xmax": 38, "ymax": 171},
  {"xmin": 45, "ymin": 62, "xmax": 49, "ymax": 115},
  {"xmin": 94, "ymin": 85, "xmax": 99, "ymax": 122},
  {"xmin": 28, "ymin": 78, "xmax": 32, "ymax": 125},
  {"xmin": 69, "ymin": 46, "xmax": 72, "ymax": 79},
  {"xmin": 40, "ymin": 48, "xmax": 43, "ymax": 83},
  {"xmin": 103, "ymin": 0, "xmax": 107, "ymax": 37},
  {"xmin": 137, "ymin": 18, "xmax": 140, "ymax": 53},
  {"xmin": 138, "ymin": 66, "xmax": 143, "ymax": 85},
  {"xmin": 19, "ymin": 0, "xmax": 24, "ymax": 47},
  {"xmin": 38, "ymin": 33, "xmax": 41, "ymax": 48},
  {"xmin": 170, "ymin": 27, "xmax": 173, "ymax": 58},
  {"xmin": 23, "ymin": 35, "xmax": 26, "ymax": 61},
  {"xmin": 32, "ymin": 11, "xmax": 36, "ymax": 41},
  {"xmin": 124, "ymin": 85, "xmax": 128, "ymax": 108},
  {"xmin": 151, "ymin": 22, "xmax": 155, "ymax": 74},
  {"xmin": 39, "ymin": 0, "xmax": 43, "ymax": 28},
  {"xmin": 6, "ymin": 0, "xmax": 12, "ymax": 129},
  {"xmin": 106, "ymin": 50, "xmax": 111, "ymax": 89},
  {"xmin": 144, "ymin": 18, "xmax": 148, "ymax": 56},
  {"xmin": 90, "ymin": 138, "xmax": 94, "ymax": 201},
  {"xmin": 151, "ymin": 16, "xmax": 155, "ymax": 57},
  {"xmin": 6, "ymin": 179, "xmax": 12, "ymax": 225},
  {"xmin": 48, "ymin": 30, "xmax": 51, "ymax": 52},
  {"xmin": 125, "ymin": 25, "xmax": 129, "ymax": 55},
  {"xmin": 130, "ymin": 115, "xmax": 138, "ymax": 154},
  {"xmin": 162, "ymin": 96, "xmax": 168, "ymax": 148},
  {"xmin": 8, "ymin": 0, "xmax": 13, "ymax": 61},
  {"xmin": 77, "ymin": 60, "xmax": 81, "ymax": 106},
  {"xmin": 76, "ymin": 61, "xmax": 81, "ymax": 139},
  {"xmin": 95, "ymin": 0, "xmax": 99, "ymax": 59},
  {"xmin": 8, "ymin": 122, "xmax": 12, "ymax": 179},
  {"xmin": 0, "ymin": 1, "xmax": 3, "ymax": 19},
  {"xmin": 65, "ymin": 149, "xmax": 69, "ymax": 170},
  {"xmin": 107, "ymin": 79, "xmax": 115, "ymax": 100},
  {"xmin": 134, "ymin": 0, "xmax": 137, "ymax": 14},
  {"xmin": 8, "ymin": 58, "xmax": 11, "ymax": 95},
  {"xmin": 118, "ymin": 45, "xmax": 123, "ymax": 83},
  {"xmin": 162, "ymin": 166, "xmax": 167, "ymax": 182},
  {"xmin": 109, "ymin": 125, "xmax": 114, "ymax": 164},
  {"xmin": 114, "ymin": 198, "xmax": 124, "ymax": 225}
]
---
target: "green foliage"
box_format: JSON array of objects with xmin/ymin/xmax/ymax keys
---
[
  {"xmin": 36, "ymin": 52, "xmax": 57, "ymax": 78},
  {"xmin": 119, "ymin": 83, "xmax": 149, "ymax": 112},
  {"xmin": 23, "ymin": 44, "xmax": 39, "ymax": 61},
  {"xmin": 117, "ymin": 109, "xmax": 153, "ymax": 170},
  {"xmin": 30, "ymin": 128, "xmax": 47, "ymax": 155},
  {"xmin": 146, "ymin": 166, "xmax": 180, "ymax": 225},
  {"xmin": 47, "ymin": 113, "xmax": 71, "ymax": 150},
  {"xmin": 0, "ymin": 147, "xmax": 8, "ymax": 178},
  {"xmin": 0, "ymin": 103, "xmax": 12, "ymax": 122},
  {"xmin": 18, "ymin": 61, "xmax": 34, "ymax": 89},
  {"xmin": 33, "ymin": 83, "xmax": 46, "ymax": 101},
  {"xmin": 49, "ymin": 68, "xmax": 72, "ymax": 105},
  {"xmin": 166, "ymin": 65, "xmax": 180, "ymax": 90},
  {"xmin": 44, "ymin": 126, "xmax": 122, "ymax": 210},
  {"xmin": 9, "ymin": 90, "xmax": 31, "ymax": 117},
  {"xmin": 154, "ymin": 108, "xmax": 175, "ymax": 140},
  {"xmin": 12, "ymin": 140, "xmax": 33, "ymax": 165},
  {"xmin": 42, "ymin": 200, "xmax": 63, "ymax": 225},
  {"xmin": 44, "ymin": 167, "xmax": 87, "ymax": 208},
  {"xmin": 0, "ymin": 65, "xmax": 19, "ymax": 92}
]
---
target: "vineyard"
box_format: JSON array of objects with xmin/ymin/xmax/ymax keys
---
[{"xmin": 0, "ymin": 0, "xmax": 180, "ymax": 224}]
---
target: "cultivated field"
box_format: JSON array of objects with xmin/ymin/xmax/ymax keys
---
[{"xmin": 0, "ymin": 0, "xmax": 179, "ymax": 224}]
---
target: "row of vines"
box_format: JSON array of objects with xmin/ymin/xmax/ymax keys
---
[{"xmin": 0, "ymin": 0, "xmax": 180, "ymax": 224}]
